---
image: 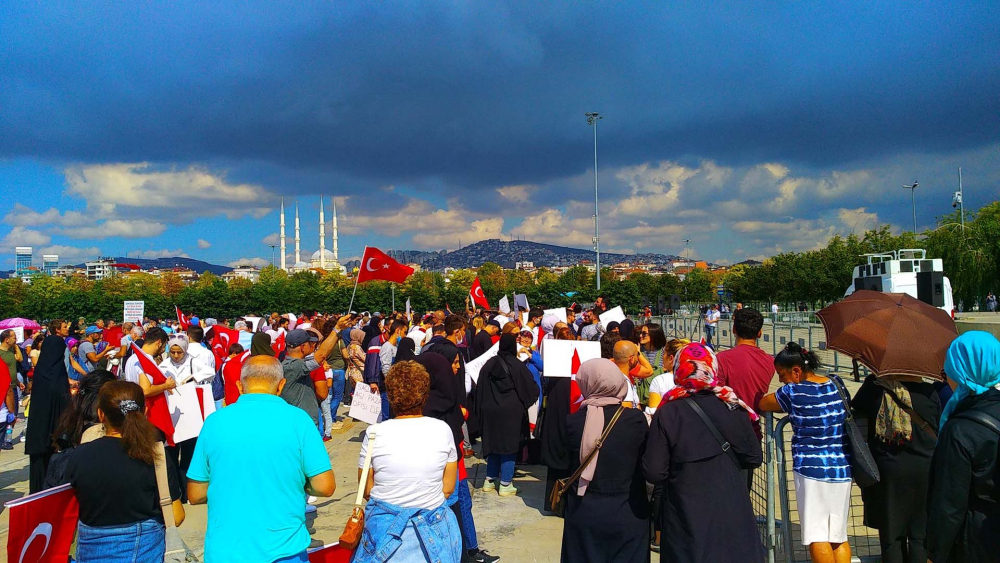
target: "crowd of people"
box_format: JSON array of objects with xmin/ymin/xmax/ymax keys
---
[{"xmin": 3, "ymin": 298, "xmax": 999, "ymax": 562}]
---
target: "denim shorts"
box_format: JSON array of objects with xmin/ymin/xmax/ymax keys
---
[{"xmin": 76, "ymin": 518, "xmax": 165, "ymax": 563}]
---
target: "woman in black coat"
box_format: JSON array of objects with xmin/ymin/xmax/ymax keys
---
[
  {"xmin": 642, "ymin": 342, "xmax": 764, "ymax": 563},
  {"xmin": 25, "ymin": 333, "xmax": 72, "ymax": 493},
  {"xmin": 561, "ymin": 358, "xmax": 649, "ymax": 563},
  {"xmin": 852, "ymin": 373, "xmax": 940, "ymax": 563},
  {"xmin": 475, "ymin": 334, "xmax": 538, "ymax": 496}
]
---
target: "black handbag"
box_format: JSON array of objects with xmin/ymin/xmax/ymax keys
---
[{"xmin": 831, "ymin": 375, "xmax": 880, "ymax": 488}]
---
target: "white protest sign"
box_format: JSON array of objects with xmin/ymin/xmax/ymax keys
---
[
  {"xmin": 167, "ymin": 382, "xmax": 204, "ymax": 443},
  {"xmin": 541, "ymin": 340, "xmax": 601, "ymax": 377},
  {"xmin": 543, "ymin": 307, "xmax": 568, "ymax": 324},
  {"xmin": 11, "ymin": 327, "xmax": 24, "ymax": 343},
  {"xmin": 244, "ymin": 316, "xmax": 264, "ymax": 331},
  {"xmin": 599, "ymin": 306, "xmax": 626, "ymax": 329},
  {"xmin": 493, "ymin": 315, "xmax": 511, "ymax": 329},
  {"xmin": 349, "ymin": 381, "xmax": 382, "ymax": 424},
  {"xmin": 498, "ymin": 295, "xmax": 511, "ymax": 314},
  {"xmin": 465, "ymin": 342, "xmax": 499, "ymax": 384},
  {"xmin": 123, "ymin": 300, "xmax": 145, "ymax": 324}
]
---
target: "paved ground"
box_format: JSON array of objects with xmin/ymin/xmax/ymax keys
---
[{"xmin": 0, "ymin": 405, "xmax": 567, "ymax": 563}]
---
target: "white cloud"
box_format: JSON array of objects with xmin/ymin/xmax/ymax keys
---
[
  {"xmin": 412, "ymin": 217, "xmax": 505, "ymax": 248},
  {"xmin": 197, "ymin": 239, "xmax": 212, "ymax": 249},
  {"xmin": 37, "ymin": 244, "xmax": 102, "ymax": 264},
  {"xmin": 497, "ymin": 185, "xmax": 532, "ymax": 203},
  {"xmin": 3, "ymin": 204, "xmax": 90, "ymax": 228},
  {"xmin": 129, "ymin": 249, "xmax": 190, "ymax": 259},
  {"xmin": 0, "ymin": 226, "xmax": 51, "ymax": 250},
  {"xmin": 262, "ymin": 232, "xmax": 280, "ymax": 245},
  {"xmin": 227, "ymin": 257, "xmax": 270, "ymax": 268},
  {"xmin": 56, "ymin": 220, "xmax": 168, "ymax": 239},
  {"xmin": 64, "ymin": 162, "xmax": 274, "ymax": 221}
]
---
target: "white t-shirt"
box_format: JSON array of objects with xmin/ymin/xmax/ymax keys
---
[
  {"xmin": 772, "ymin": 304, "xmax": 779, "ymax": 315},
  {"xmin": 186, "ymin": 342, "xmax": 216, "ymax": 371},
  {"xmin": 122, "ymin": 354, "xmax": 143, "ymax": 385},
  {"xmin": 645, "ymin": 372, "xmax": 676, "ymax": 415},
  {"xmin": 705, "ymin": 310, "xmax": 720, "ymax": 325},
  {"xmin": 358, "ymin": 417, "xmax": 458, "ymax": 510},
  {"xmin": 623, "ymin": 374, "xmax": 640, "ymax": 406}
]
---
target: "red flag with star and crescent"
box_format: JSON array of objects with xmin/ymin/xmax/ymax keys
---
[
  {"xmin": 175, "ymin": 305, "xmax": 190, "ymax": 330},
  {"xmin": 568, "ymin": 348, "xmax": 585, "ymax": 414},
  {"xmin": 129, "ymin": 342, "xmax": 176, "ymax": 445},
  {"xmin": 469, "ymin": 277, "xmax": 490, "ymax": 309},
  {"xmin": 356, "ymin": 246, "xmax": 414, "ymax": 284},
  {"xmin": 208, "ymin": 325, "xmax": 241, "ymax": 371},
  {"xmin": 6, "ymin": 483, "xmax": 79, "ymax": 563}
]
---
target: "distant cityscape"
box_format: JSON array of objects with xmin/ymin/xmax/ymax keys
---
[{"xmin": 5, "ymin": 239, "xmax": 759, "ymax": 285}]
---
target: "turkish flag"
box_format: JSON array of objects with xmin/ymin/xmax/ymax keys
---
[
  {"xmin": 307, "ymin": 543, "xmax": 353, "ymax": 563},
  {"xmin": 102, "ymin": 325, "xmax": 124, "ymax": 347},
  {"xmin": 5, "ymin": 483, "xmax": 79, "ymax": 563},
  {"xmin": 175, "ymin": 305, "xmax": 190, "ymax": 330},
  {"xmin": 209, "ymin": 326, "xmax": 240, "ymax": 370},
  {"xmin": 355, "ymin": 247, "xmax": 414, "ymax": 284},
  {"xmin": 569, "ymin": 349, "xmax": 584, "ymax": 414},
  {"xmin": 469, "ymin": 277, "xmax": 490, "ymax": 309},
  {"xmin": 129, "ymin": 343, "xmax": 176, "ymax": 446},
  {"xmin": 271, "ymin": 332, "xmax": 286, "ymax": 356},
  {"xmin": 222, "ymin": 350, "xmax": 251, "ymax": 406}
]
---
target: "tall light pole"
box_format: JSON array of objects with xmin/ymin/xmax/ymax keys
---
[
  {"xmin": 954, "ymin": 168, "xmax": 965, "ymax": 229},
  {"xmin": 268, "ymin": 244, "xmax": 277, "ymax": 267},
  {"xmin": 586, "ymin": 112, "xmax": 603, "ymax": 290},
  {"xmin": 682, "ymin": 239, "xmax": 691, "ymax": 261},
  {"xmin": 902, "ymin": 182, "xmax": 918, "ymax": 233}
]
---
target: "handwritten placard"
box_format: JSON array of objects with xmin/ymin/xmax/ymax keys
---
[
  {"xmin": 543, "ymin": 308, "xmax": 568, "ymax": 324},
  {"xmin": 348, "ymin": 381, "xmax": 382, "ymax": 424}
]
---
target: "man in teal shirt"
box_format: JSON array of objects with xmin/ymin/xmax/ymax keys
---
[{"xmin": 187, "ymin": 355, "xmax": 336, "ymax": 563}]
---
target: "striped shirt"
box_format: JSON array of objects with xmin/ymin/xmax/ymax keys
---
[{"xmin": 775, "ymin": 379, "xmax": 852, "ymax": 482}]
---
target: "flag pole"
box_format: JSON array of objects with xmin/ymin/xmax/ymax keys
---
[
  {"xmin": 391, "ymin": 283, "xmax": 395, "ymax": 313},
  {"xmin": 347, "ymin": 246, "xmax": 366, "ymax": 313}
]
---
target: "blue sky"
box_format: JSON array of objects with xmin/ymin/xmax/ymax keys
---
[{"xmin": 2, "ymin": 2, "xmax": 998, "ymax": 269}]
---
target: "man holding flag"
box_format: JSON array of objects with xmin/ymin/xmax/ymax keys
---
[{"xmin": 122, "ymin": 327, "xmax": 176, "ymax": 443}]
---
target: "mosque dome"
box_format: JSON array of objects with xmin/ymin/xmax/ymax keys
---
[{"xmin": 311, "ymin": 249, "xmax": 336, "ymax": 260}]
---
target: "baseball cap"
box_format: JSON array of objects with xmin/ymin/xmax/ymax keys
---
[
  {"xmin": 286, "ymin": 329, "xmax": 319, "ymax": 348},
  {"xmin": 85, "ymin": 325, "xmax": 103, "ymax": 336}
]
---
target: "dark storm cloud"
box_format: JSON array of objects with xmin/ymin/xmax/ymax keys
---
[{"xmin": 2, "ymin": 1, "xmax": 998, "ymax": 196}]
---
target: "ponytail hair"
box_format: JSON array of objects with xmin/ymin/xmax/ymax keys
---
[
  {"xmin": 97, "ymin": 380, "xmax": 159, "ymax": 465},
  {"xmin": 774, "ymin": 342, "xmax": 821, "ymax": 372}
]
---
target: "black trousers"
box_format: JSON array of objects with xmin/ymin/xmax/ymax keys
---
[
  {"xmin": 165, "ymin": 437, "xmax": 197, "ymax": 502},
  {"xmin": 29, "ymin": 452, "xmax": 53, "ymax": 494}
]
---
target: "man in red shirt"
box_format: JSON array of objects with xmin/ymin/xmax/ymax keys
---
[{"xmin": 717, "ymin": 307, "xmax": 775, "ymax": 442}]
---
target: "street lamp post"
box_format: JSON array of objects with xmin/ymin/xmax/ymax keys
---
[
  {"xmin": 902, "ymin": 182, "xmax": 919, "ymax": 233},
  {"xmin": 268, "ymin": 244, "xmax": 277, "ymax": 267},
  {"xmin": 586, "ymin": 112, "xmax": 603, "ymax": 290},
  {"xmin": 955, "ymin": 167, "xmax": 965, "ymax": 229}
]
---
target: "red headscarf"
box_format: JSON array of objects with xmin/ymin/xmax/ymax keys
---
[{"xmin": 662, "ymin": 342, "xmax": 759, "ymax": 421}]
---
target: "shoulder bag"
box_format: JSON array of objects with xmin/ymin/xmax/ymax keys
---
[
  {"xmin": 953, "ymin": 410, "xmax": 1000, "ymax": 436},
  {"xmin": 153, "ymin": 442, "xmax": 199, "ymax": 562},
  {"xmin": 339, "ymin": 428, "xmax": 377, "ymax": 550},
  {"xmin": 549, "ymin": 405, "xmax": 626, "ymax": 513},
  {"xmin": 831, "ymin": 375, "xmax": 881, "ymax": 488},
  {"xmin": 683, "ymin": 398, "xmax": 742, "ymax": 472}
]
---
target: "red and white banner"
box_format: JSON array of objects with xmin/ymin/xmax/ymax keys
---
[
  {"xmin": 208, "ymin": 325, "xmax": 241, "ymax": 373},
  {"xmin": 469, "ymin": 277, "xmax": 490, "ymax": 309},
  {"xmin": 355, "ymin": 247, "xmax": 414, "ymax": 284},
  {"xmin": 5, "ymin": 484, "xmax": 79, "ymax": 563},
  {"xmin": 129, "ymin": 342, "xmax": 176, "ymax": 445},
  {"xmin": 271, "ymin": 332, "xmax": 286, "ymax": 356},
  {"xmin": 175, "ymin": 305, "xmax": 190, "ymax": 330}
]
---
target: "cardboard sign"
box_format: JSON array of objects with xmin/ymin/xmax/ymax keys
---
[
  {"xmin": 599, "ymin": 306, "xmax": 626, "ymax": 329},
  {"xmin": 349, "ymin": 381, "xmax": 382, "ymax": 424},
  {"xmin": 541, "ymin": 340, "xmax": 601, "ymax": 377},
  {"xmin": 123, "ymin": 300, "xmax": 145, "ymax": 324},
  {"xmin": 498, "ymin": 295, "xmax": 511, "ymax": 314},
  {"xmin": 543, "ymin": 307, "xmax": 568, "ymax": 324},
  {"xmin": 465, "ymin": 342, "xmax": 500, "ymax": 384},
  {"xmin": 167, "ymin": 382, "xmax": 204, "ymax": 443},
  {"xmin": 11, "ymin": 327, "xmax": 24, "ymax": 343}
]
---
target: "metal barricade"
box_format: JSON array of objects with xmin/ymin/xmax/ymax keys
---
[{"xmin": 771, "ymin": 417, "xmax": 882, "ymax": 562}]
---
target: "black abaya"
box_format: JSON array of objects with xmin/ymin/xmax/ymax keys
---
[
  {"xmin": 475, "ymin": 336, "xmax": 538, "ymax": 457},
  {"xmin": 539, "ymin": 377, "xmax": 572, "ymax": 504},
  {"xmin": 561, "ymin": 406, "xmax": 650, "ymax": 563},
  {"xmin": 25, "ymin": 335, "xmax": 71, "ymax": 493}
]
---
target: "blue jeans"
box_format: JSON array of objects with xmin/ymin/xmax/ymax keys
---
[
  {"xmin": 328, "ymin": 369, "xmax": 345, "ymax": 422},
  {"xmin": 76, "ymin": 518, "xmax": 164, "ymax": 563},
  {"xmin": 379, "ymin": 391, "xmax": 392, "ymax": 422},
  {"xmin": 457, "ymin": 477, "xmax": 478, "ymax": 549},
  {"xmin": 485, "ymin": 453, "xmax": 516, "ymax": 485},
  {"xmin": 354, "ymin": 498, "xmax": 461, "ymax": 563},
  {"xmin": 705, "ymin": 325, "xmax": 716, "ymax": 348}
]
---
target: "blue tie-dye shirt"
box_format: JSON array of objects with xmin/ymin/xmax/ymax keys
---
[{"xmin": 775, "ymin": 379, "xmax": 852, "ymax": 482}]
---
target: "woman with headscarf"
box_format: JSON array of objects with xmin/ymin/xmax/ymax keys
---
[
  {"xmin": 926, "ymin": 331, "xmax": 1000, "ymax": 563},
  {"xmin": 642, "ymin": 342, "xmax": 764, "ymax": 562},
  {"xmin": 540, "ymin": 328, "xmax": 582, "ymax": 511},
  {"xmin": 852, "ymin": 367, "xmax": 940, "ymax": 563},
  {"xmin": 475, "ymin": 334, "xmax": 538, "ymax": 497},
  {"xmin": 25, "ymin": 331, "xmax": 72, "ymax": 493},
  {"xmin": 618, "ymin": 319, "xmax": 636, "ymax": 343},
  {"xmin": 561, "ymin": 358, "xmax": 649, "ymax": 563},
  {"xmin": 361, "ymin": 315, "xmax": 384, "ymax": 351},
  {"xmin": 395, "ymin": 337, "xmax": 417, "ymax": 363},
  {"xmin": 250, "ymin": 331, "xmax": 275, "ymax": 358},
  {"xmin": 539, "ymin": 314, "xmax": 560, "ymax": 344},
  {"xmin": 159, "ymin": 334, "xmax": 214, "ymax": 503},
  {"xmin": 345, "ymin": 329, "xmax": 367, "ymax": 390}
]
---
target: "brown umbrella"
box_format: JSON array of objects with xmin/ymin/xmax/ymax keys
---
[{"xmin": 816, "ymin": 290, "xmax": 958, "ymax": 381}]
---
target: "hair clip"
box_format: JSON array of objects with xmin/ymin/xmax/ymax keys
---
[{"xmin": 119, "ymin": 399, "xmax": 140, "ymax": 415}]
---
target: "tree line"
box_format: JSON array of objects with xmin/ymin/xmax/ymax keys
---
[{"xmin": 1, "ymin": 202, "xmax": 995, "ymax": 321}]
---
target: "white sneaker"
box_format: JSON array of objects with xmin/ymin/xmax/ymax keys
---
[{"xmin": 307, "ymin": 495, "xmax": 318, "ymax": 504}]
